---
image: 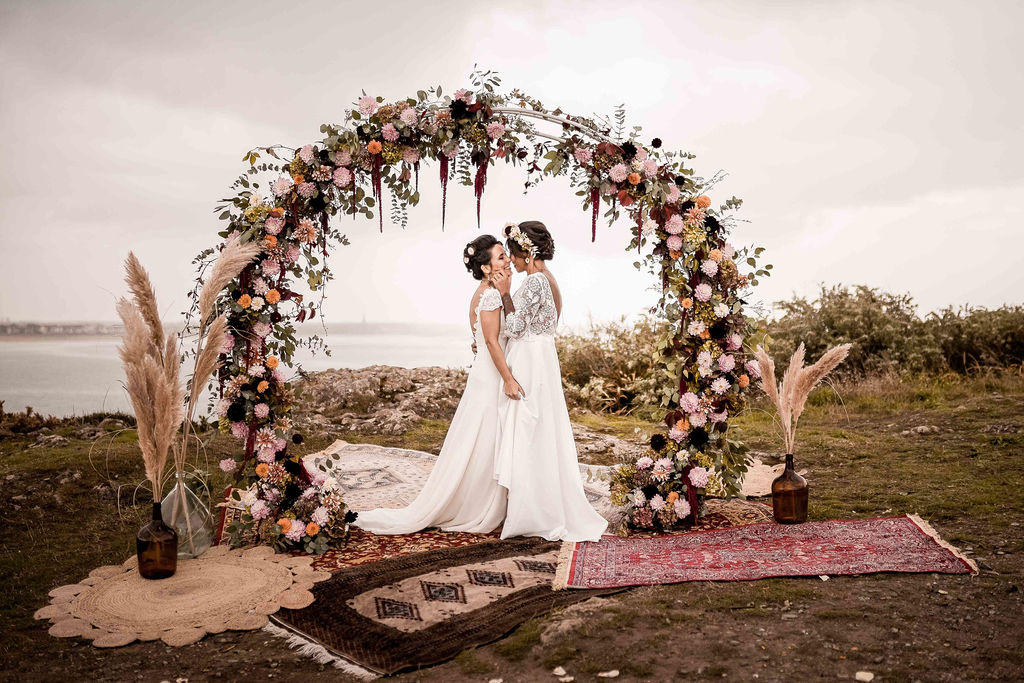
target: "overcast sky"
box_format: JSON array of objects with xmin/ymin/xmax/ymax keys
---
[{"xmin": 1, "ymin": 0, "xmax": 1020, "ymax": 330}]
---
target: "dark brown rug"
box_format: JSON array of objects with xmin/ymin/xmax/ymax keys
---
[{"xmin": 271, "ymin": 538, "xmax": 619, "ymax": 676}]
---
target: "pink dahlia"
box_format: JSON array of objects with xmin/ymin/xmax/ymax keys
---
[
  {"xmin": 701, "ymin": 259, "xmax": 719, "ymax": 277},
  {"xmin": 400, "ymin": 107, "xmax": 418, "ymax": 127},
  {"xmin": 402, "ymin": 147, "xmax": 420, "ymax": 164},
  {"xmin": 253, "ymin": 321, "xmax": 272, "ymax": 338},
  {"xmin": 722, "ymin": 244, "xmax": 736, "ymax": 259},
  {"xmin": 254, "ymin": 402, "xmax": 270, "ymax": 419},
  {"xmin": 358, "ymin": 96, "xmax": 378, "ymax": 116},
  {"xmin": 255, "ymin": 426, "xmax": 276, "ymax": 450},
  {"xmin": 285, "ymin": 519, "xmax": 306, "ymax": 541},
  {"xmin": 728, "ymin": 333, "xmax": 743, "ymax": 351},
  {"xmin": 486, "ymin": 121, "xmax": 505, "ymax": 139},
  {"xmin": 250, "ymin": 500, "xmax": 270, "ymax": 521},
  {"xmin": 745, "ymin": 360, "xmax": 761, "ymax": 379},
  {"xmin": 688, "ymin": 412, "xmax": 708, "ymax": 428},
  {"xmin": 669, "ymin": 425, "xmax": 686, "ymax": 442},
  {"xmin": 665, "ymin": 215, "xmax": 684, "ymax": 235},
  {"xmin": 666, "ymin": 234, "xmax": 683, "ymax": 252},
  {"xmin": 667, "ymin": 184, "xmax": 681, "ymax": 204},
  {"xmin": 636, "ymin": 455, "xmax": 654, "ymax": 470},
  {"xmin": 710, "ymin": 409, "xmax": 729, "ymax": 423},
  {"xmin": 718, "ymin": 354, "xmax": 736, "ymax": 372},
  {"xmin": 297, "ymin": 182, "xmax": 316, "ymax": 198},
  {"xmin": 712, "ymin": 377, "xmax": 731, "ymax": 394},
  {"xmin": 334, "ymin": 150, "xmax": 353, "ymax": 166},
  {"xmin": 679, "ymin": 392, "xmax": 700, "ymax": 413},
  {"xmin": 609, "ymin": 163, "xmax": 628, "ymax": 183},
  {"xmin": 311, "ymin": 506, "xmax": 329, "ymax": 526},
  {"xmin": 274, "ymin": 437, "xmax": 288, "ymax": 452},
  {"xmin": 687, "ymin": 320, "xmax": 706, "ymax": 337},
  {"xmin": 261, "ymin": 258, "xmax": 281, "ymax": 278},
  {"xmin": 252, "ymin": 278, "xmax": 269, "ymax": 296},
  {"xmin": 674, "ymin": 497, "xmax": 691, "ymax": 519},
  {"xmin": 689, "ymin": 466, "xmax": 710, "ymax": 488},
  {"xmin": 643, "ymin": 159, "xmax": 658, "ymax": 178},
  {"xmin": 694, "ymin": 283, "xmax": 713, "ymax": 301},
  {"xmin": 271, "ymin": 177, "xmax": 293, "ymax": 197},
  {"xmin": 221, "ymin": 333, "xmax": 235, "ymax": 353},
  {"xmin": 685, "ymin": 206, "xmax": 706, "ymax": 225},
  {"xmin": 298, "ymin": 144, "xmax": 315, "ymax": 164},
  {"xmin": 216, "ymin": 398, "xmax": 231, "ymax": 417},
  {"xmin": 573, "ymin": 147, "xmax": 593, "ymax": 165},
  {"xmin": 273, "ymin": 367, "xmax": 286, "ymax": 382},
  {"xmin": 382, "ymin": 123, "xmax": 399, "ymax": 142},
  {"xmin": 230, "ymin": 421, "xmax": 248, "ymax": 440},
  {"xmin": 285, "ymin": 245, "xmax": 301, "ymax": 263},
  {"xmin": 650, "ymin": 494, "xmax": 666, "ymax": 511},
  {"xmin": 633, "ymin": 146, "xmax": 648, "ymax": 162},
  {"xmin": 333, "ymin": 167, "xmax": 353, "ymax": 187},
  {"xmin": 219, "ymin": 458, "xmax": 236, "ymax": 473},
  {"xmin": 264, "ymin": 217, "xmax": 284, "ymax": 235},
  {"xmin": 256, "ymin": 448, "xmax": 275, "ymax": 463}
]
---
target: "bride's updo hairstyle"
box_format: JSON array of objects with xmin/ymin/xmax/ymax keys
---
[
  {"xmin": 504, "ymin": 220, "xmax": 555, "ymax": 260},
  {"xmin": 463, "ymin": 234, "xmax": 500, "ymax": 280}
]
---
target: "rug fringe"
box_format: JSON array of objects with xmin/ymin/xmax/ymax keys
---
[
  {"xmin": 552, "ymin": 541, "xmax": 576, "ymax": 591},
  {"xmin": 263, "ymin": 622, "xmax": 379, "ymax": 679},
  {"xmin": 906, "ymin": 513, "xmax": 979, "ymax": 575}
]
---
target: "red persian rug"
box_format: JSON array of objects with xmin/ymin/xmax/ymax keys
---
[{"xmin": 553, "ymin": 514, "xmax": 978, "ymax": 590}]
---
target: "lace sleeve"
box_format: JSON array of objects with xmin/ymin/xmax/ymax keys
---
[
  {"xmin": 477, "ymin": 288, "xmax": 502, "ymax": 312},
  {"xmin": 504, "ymin": 274, "xmax": 548, "ymax": 339}
]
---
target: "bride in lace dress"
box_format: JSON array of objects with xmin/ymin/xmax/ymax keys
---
[
  {"xmin": 489, "ymin": 221, "xmax": 609, "ymax": 542},
  {"xmin": 354, "ymin": 235, "xmax": 518, "ymax": 535}
]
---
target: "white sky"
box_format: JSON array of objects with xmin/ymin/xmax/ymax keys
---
[{"xmin": 1, "ymin": 0, "xmax": 1021, "ymax": 329}]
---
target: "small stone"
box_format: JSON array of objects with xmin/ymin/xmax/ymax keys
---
[
  {"xmin": 552, "ymin": 667, "xmax": 567, "ymax": 676},
  {"xmin": 855, "ymin": 672, "xmax": 875, "ymax": 682},
  {"xmin": 597, "ymin": 671, "xmax": 620, "ymax": 679},
  {"xmin": 559, "ymin": 678, "xmax": 575, "ymax": 683}
]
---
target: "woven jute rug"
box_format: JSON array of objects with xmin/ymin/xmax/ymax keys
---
[
  {"xmin": 34, "ymin": 545, "xmax": 329, "ymax": 648},
  {"xmin": 270, "ymin": 538, "xmax": 621, "ymax": 676},
  {"xmin": 554, "ymin": 514, "xmax": 979, "ymax": 590}
]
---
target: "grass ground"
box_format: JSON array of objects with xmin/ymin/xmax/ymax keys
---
[{"xmin": 1, "ymin": 373, "xmax": 1022, "ymax": 681}]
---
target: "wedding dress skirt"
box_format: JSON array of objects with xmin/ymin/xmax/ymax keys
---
[
  {"xmin": 354, "ymin": 290, "xmax": 508, "ymax": 535},
  {"xmin": 495, "ymin": 272, "xmax": 608, "ymax": 542}
]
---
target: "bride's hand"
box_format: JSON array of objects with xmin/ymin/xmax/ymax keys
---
[
  {"xmin": 503, "ymin": 377, "xmax": 524, "ymax": 400},
  {"xmin": 491, "ymin": 269, "xmax": 512, "ymax": 296}
]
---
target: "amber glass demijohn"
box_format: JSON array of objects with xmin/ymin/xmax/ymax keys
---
[
  {"xmin": 137, "ymin": 501, "xmax": 178, "ymax": 579},
  {"xmin": 771, "ymin": 454, "xmax": 808, "ymax": 523}
]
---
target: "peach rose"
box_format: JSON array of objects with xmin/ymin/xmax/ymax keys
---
[
  {"xmin": 696, "ymin": 195, "xmax": 711, "ymax": 209},
  {"xmin": 305, "ymin": 522, "xmax": 320, "ymax": 536},
  {"xmin": 255, "ymin": 463, "xmax": 270, "ymax": 478},
  {"xmin": 265, "ymin": 289, "xmax": 281, "ymax": 304},
  {"xmin": 667, "ymin": 491, "xmax": 679, "ymax": 503},
  {"xmin": 237, "ymin": 294, "xmax": 252, "ymax": 308},
  {"xmin": 708, "ymin": 248, "xmax": 723, "ymax": 262},
  {"xmin": 269, "ymin": 207, "xmax": 285, "ymax": 218},
  {"xmin": 277, "ymin": 518, "xmax": 292, "ymax": 533},
  {"xmin": 265, "ymin": 356, "xmax": 279, "ymax": 370},
  {"xmin": 263, "ymin": 235, "xmax": 277, "ymax": 249},
  {"xmin": 681, "ymin": 298, "xmax": 693, "ymax": 309},
  {"xmin": 257, "ymin": 380, "xmax": 269, "ymax": 393},
  {"xmin": 627, "ymin": 172, "xmax": 641, "ymax": 185},
  {"xmin": 738, "ymin": 374, "xmax": 750, "ymax": 388},
  {"xmin": 367, "ymin": 140, "xmax": 383, "ymax": 155}
]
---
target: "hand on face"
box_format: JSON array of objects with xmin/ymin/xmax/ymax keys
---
[{"xmin": 490, "ymin": 268, "xmax": 512, "ymax": 295}]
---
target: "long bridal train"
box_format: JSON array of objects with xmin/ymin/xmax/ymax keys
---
[{"xmin": 354, "ymin": 288, "xmax": 508, "ymax": 534}]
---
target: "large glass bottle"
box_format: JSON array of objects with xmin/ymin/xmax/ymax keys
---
[
  {"xmin": 161, "ymin": 472, "xmax": 213, "ymax": 559},
  {"xmin": 771, "ymin": 454, "xmax": 808, "ymax": 523},
  {"xmin": 137, "ymin": 501, "xmax": 178, "ymax": 579}
]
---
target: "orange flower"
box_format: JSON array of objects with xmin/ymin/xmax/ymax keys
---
[
  {"xmin": 681, "ymin": 298, "xmax": 693, "ymax": 309},
  {"xmin": 305, "ymin": 522, "xmax": 320, "ymax": 536},
  {"xmin": 265, "ymin": 355, "xmax": 279, "ymax": 370},
  {"xmin": 738, "ymin": 374, "xmax": 750, "ymax": 388},
  {"xmin": 269, "ymin": 207, "xmax": 285, "ymax": 218},
  {"xmin": 367, "ymin": 140, "xmax": 382, "ymax": 155},
  {"xmin": 669, "ymin": 250, "xmax": 682, "ymax": 259},
  {"xmin": 265, "ymin": 289, "xmax": 281, "ymax": 304},
  {"xmin": 667, "ymin": 491, "xmax": 679, "ymax": 504},
  {"xmin": 255, "ymin": 463, "xmax": 270, "ymax": 478},
  {"xmin": 699, "ymin": 329, "xmax": 711, "ymax": 340},
  {"xmin": 696, "ymin": 195, "xmax": 711, "ymax": 209},
  {"xmin": 257, "ymin": 380, "xmax": 269, "ymax": 393},
  {"xmin": 675, "ymin": 419, "xmax": 689, "ymax": 432},
  {"xmin": 708, "ymin": 248, "xmax": 723, "ymax": 262},
  {"xmin": 277, "ymin": 518, "xmax": 292, "ymax": 533},
  {"xmin": 237, "ymin": 294, "xmax": 252, "ymax": 309},
  {"xmin": 263, "ymin": 235, "xmax": 278, "ymax": 249},
  {"xmin": 292, "ymin": 173, "xmax": 305, "ymax": 184},
  {"xmin": 627, "ymin": 172, "xmax": 641, "ymax": 185}
]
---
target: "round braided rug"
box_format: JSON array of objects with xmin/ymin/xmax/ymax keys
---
[{"xmin": 33, "ymin": 545, "xmax": 330, "ymax": 648}]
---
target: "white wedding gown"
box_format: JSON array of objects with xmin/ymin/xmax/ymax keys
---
[
  {"xmin": 354, "ymin": 288, "xmax": 508, "ymax": 534},
  {"xmin": 495, "ymin": 272, "xmax": 609, "ymax": 542}
]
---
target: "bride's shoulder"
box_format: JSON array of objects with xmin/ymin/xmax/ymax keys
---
[{"xmin": 477, "ymin": 287, "xmax": 502, "ymax": 311}]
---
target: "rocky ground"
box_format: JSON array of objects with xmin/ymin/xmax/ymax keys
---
[{"xmin": 2, "ymin": 370, "xmax": 1023, "ymax": 682}]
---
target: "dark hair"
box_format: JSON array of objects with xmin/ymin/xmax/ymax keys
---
[
  {"xmin": 463, "ymin": 234, "xmax": 500, "ymax": 280},
  {"xmin": 504, "ymin": 220, "xmax": 555, "ymax": 261}
]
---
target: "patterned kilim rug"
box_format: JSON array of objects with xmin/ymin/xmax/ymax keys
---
[
  {"xmin": 553, "ymin": 514, "xmax": 979, "ymax": 590},
  {"xmin": 270, "ymin": 538, "xmax": 621, "ymax": 676}
]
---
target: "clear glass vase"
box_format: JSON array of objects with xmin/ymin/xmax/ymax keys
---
[{"xmin": 161, "ymin": 472, "xmax": 213, "ymax": 559}]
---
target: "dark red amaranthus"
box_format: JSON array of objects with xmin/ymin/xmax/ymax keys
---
[
  {"xmin": 591, "ymin": 186, "xmax": 599, "ymax": 241},
  {"xmin": 473, "ymin": 154, "xmax": 488, "ymax": 229},
  {"xmin": 439, "ymin": 155, "xmax": 449, "ymax": 229}
]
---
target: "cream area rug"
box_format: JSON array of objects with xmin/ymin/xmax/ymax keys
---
[{"xmin": 35, "ymin": 545, "xmax": 330, "ymax": 648}]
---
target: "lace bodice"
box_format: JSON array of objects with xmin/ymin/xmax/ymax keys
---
[
  {"xmin": 472, "ymin": 287, "xmax": 505, "ymax": 351},
  {"xmin": 506, "ymin": 272, "xmax": 558, "ymax": 339}
]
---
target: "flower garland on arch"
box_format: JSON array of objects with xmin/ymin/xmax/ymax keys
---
[{"xmin": 185, "ymin": 68, "xmax": 771, "ymax": 551}]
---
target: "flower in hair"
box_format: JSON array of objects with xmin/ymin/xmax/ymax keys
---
[
  {"xmin": 464, "ymin": 256, "xmax": 470, "ymax": 264},
  {"xmin": 467, "ymin": 246, "xmax": 475, "ymax": 255}
]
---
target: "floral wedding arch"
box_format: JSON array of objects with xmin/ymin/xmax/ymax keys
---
[{"xmin": 187, "ymin": 68, "xmax": 770, "ymax": 552}]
